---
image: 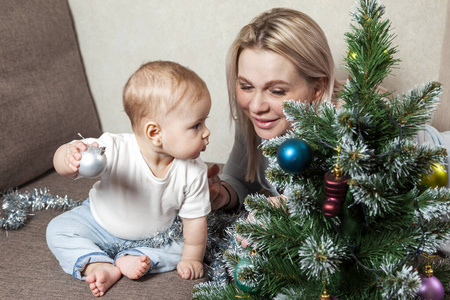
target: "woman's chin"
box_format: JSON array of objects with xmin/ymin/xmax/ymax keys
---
[{"xmin": 254, "ymin": 127, "xmax": 286, "ymax": 140}]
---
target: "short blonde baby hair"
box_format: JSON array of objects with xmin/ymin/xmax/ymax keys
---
[{"xmin": 123, "ymin": 61, "xmax": 208, "ymax": 131}]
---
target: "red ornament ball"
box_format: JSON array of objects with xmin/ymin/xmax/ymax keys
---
[{"xmin": 322, "ymin": 170, "xmax": 349, "ymax": 217}]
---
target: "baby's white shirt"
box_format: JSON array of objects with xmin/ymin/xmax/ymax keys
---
[{"xmin": 81, "ymin": 133, "xmax": 211, "ymax": 240}]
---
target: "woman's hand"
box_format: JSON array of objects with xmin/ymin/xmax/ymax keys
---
[
  {"xmin": 208, "ymin": 164, "xmax": 232, "ymax": 210},
  {"xmin": 207, "ymin": 164, "xmax": 221, "ymax": 208}
]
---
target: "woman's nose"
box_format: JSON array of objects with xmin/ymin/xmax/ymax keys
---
[{"xmin": 249, "ymin": 92, "xmax": 269, "ymax": 113}]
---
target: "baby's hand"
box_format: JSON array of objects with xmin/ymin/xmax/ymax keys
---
[
  {"xmin": 64, "ymin": 141, "xmax": 99, "ymax": 173},
  {"xmin": 176, "ymin": 259, "xmax": 204, "ymax": 280}
]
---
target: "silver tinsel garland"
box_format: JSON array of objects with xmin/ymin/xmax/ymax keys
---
[
  {"xmin": 2, "ymin": 188, "xmax": 248, "ymax": 282},
  {"xmin": 1, "ymin": 188, "xmax": 81, "ymax": 230},
  {"xmin": 99, "ymin": 217, "xmax": 183, "ymax": 258},
  {"xmin": 204, "ymin": 210, "xmax": 247, "ymax": 283},
  {"xmin": 1, "ymin": 188, "xmax": 185, "ymax": 257}
]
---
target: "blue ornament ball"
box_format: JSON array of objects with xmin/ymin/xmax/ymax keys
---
[{"xmin": 277, "ymin": 139, "xmax": 313, "ymax": 174}]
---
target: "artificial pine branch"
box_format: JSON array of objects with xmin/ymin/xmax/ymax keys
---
[
  {"xmin": 344, "ymin": 0, "xmax": 399, "ymax": 97},
  {"xmin": 192, "ymin": 281, "xmax": 258, "ymax": 300},
  {"xmin": 389, "ymin": 81, "xmax": 442, "ymax": 136},
  {"xmin": 258, "ymin": 256, "xmax": 319, "ymax": 298},
  {"xmin": 430, "ymin": 259, "xmax": 450, "ymax": 288},
  {"xmin": 284, "ymin": 100, "xmax": 338, "ymax": 147}
]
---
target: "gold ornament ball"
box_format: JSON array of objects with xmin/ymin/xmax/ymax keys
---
[
  {"xmin": 420, "ymin": 163, "xmax": 448, "ymax": 189},
  {"xmin": 348, "ymin": 50, "xmax": 357, "ymax": 60}
]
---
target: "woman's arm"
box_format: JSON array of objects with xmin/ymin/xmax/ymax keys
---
[
  {"xmin": 417, "ymin": 124, "xmax": 450, "ymax": 256},
  {"xmin": 208, "ymin": 128, "xmax": 268, "ymax": 210},
  {"xmin": 208, "ymin": 164, "xmax": 239, "ymax": 210}
]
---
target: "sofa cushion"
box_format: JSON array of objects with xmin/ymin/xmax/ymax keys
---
[{"xmin": 0, "ymin": 0, "xmax": 102, "ymax": 190}]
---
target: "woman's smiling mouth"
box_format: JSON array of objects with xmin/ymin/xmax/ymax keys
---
[{"xmin": 252, "ymin": 116, "xmax": 278, "ymax": 129}]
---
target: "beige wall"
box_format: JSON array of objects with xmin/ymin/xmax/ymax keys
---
[
  {"xmin": 433, "ymin": 1, "xmax": 450, "ymax": 132},
  {"xmin": 68, "ymin": 0, "xmax": 448, "ymax": 164}
]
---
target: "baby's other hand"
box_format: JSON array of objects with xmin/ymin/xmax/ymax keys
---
[{"xmin": 177, "ymin": 259, "xmax": 204, "ymax": 280}]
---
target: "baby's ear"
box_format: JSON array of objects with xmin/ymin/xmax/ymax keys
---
[{"xmin": 145, "ymin": 121, "xmax": 162, "ymax": 146}]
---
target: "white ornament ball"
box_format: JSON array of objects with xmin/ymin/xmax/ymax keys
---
[{"xmin": 78, "ymin": 146, "xmax": 107, "ymax": 178}]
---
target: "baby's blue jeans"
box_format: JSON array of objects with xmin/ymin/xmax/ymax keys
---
[{"xmin": 46, "ymin": 200, "xmax": 183, "ymax": 280}]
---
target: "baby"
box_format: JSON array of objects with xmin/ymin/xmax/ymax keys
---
[{"xmin": 46, "ymin": 61, "xmax": 211, "ymax": 297}]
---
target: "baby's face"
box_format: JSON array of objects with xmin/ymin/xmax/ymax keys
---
[{"xmin": 159, "ymin": 90, "xmax": 211, "ymax": 160}]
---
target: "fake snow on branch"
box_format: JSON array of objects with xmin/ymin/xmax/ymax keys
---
[{"xmin": 298, "ymin": 235, "xmax": 348, "ymax": 280}]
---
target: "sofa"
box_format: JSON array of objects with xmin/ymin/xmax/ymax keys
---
[
  {"xmin": 0, "ymin": 1, "xmax": 205, "ymax": 299},
  {"xmin": 1, "ymin": 1, "xmax": 449, "ymax": 299}
]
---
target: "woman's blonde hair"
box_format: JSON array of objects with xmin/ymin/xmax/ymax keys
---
[
  {"xmin": 123, "ymin": 61, "xmax": 208, "ymax": 132},
  {"xmin": 226, "ymin": 8, "xmax": 339, "ymax": 182}
]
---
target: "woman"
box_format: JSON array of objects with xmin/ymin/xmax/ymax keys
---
[
  {"xmin": 208, "ymin": 7, "xmax": 450, "ymax": 255},
  {"xmin": 208, "ymin": 8, "xmax": 340, "ymax": 211}
]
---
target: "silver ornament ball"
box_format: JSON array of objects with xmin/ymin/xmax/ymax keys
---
[{"xmin": 78, "ymin": 146, "xmax": 107, "ymax": 178}]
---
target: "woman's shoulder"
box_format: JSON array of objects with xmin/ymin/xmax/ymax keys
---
[{"xmin": 416, "ymin": 124, "xmax": 450, "ymax": 147}]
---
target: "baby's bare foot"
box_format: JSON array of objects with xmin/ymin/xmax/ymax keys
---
[
  {"xmin": 84, "ymin": 263, "xmax": 121, "ymax": 297},
  {"xmin": 115, "ymin": 254, "xmax": 152, "ymax": 280}
]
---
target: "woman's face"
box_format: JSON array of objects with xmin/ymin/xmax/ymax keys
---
[{"xmin": 236, "ymin": 48, "xmax": 318, "ymax": 140}]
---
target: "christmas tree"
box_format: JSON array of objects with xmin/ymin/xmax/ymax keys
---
[{"xmin": 194, "ymin": 0, "xmax": 450, "ymax": 299}]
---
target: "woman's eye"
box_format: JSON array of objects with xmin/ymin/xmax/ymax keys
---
[
  {"xmin": 239, "ymin": 84, "xmax": 253, "ymax": 91},
  {"xmin": 271, "ymin": 89, "xmax": 286, "ymax": 96}
]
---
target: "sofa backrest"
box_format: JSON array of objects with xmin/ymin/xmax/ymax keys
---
[{"xmin": 0, "ymin": 0, "xmax": 102, "ymax": 190}]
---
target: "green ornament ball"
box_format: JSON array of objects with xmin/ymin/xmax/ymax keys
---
[{"xmin": 234, "ymin": 257, "xmax": 260, "ymax": 294}]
